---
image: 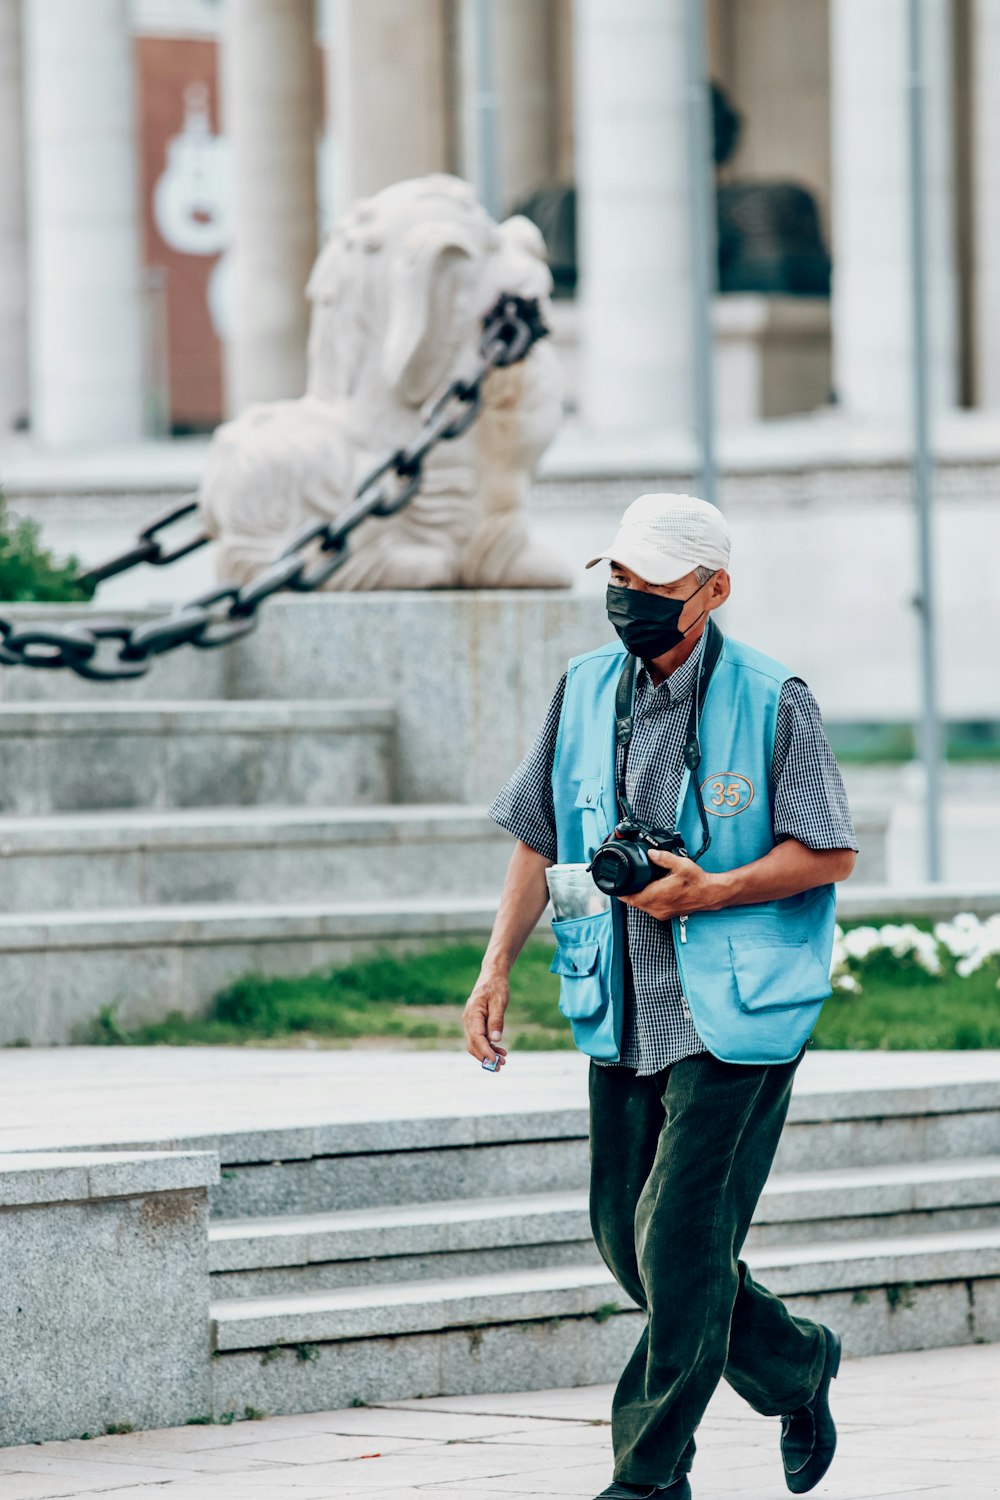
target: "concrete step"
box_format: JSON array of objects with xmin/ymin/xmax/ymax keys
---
[
  {"xmin": 0, "ymin": 896, "xmax": 499, "ymax": 1046},
  {"xmin": 210, "ymin": 1227, "xmax": 1000, "ymax": 1348},
  {"xmin": 836, "ymin": 882, "xmax": 1000, "ymax": 920},
  {"xmin": 207, "ymin": 1227, "xmax": 1000, "ymax": 1418},
  {"xmin": 0, "ymin": 700, "xmax": 394, "ymax": 814},
  {"xmin": 208, "ymin": 1158, "xmax": 1000, "ymax": 1298},
  {"xmin": 206, "ymin": 1075, "xmax": 1000, "ymax": 1220},
  {"xmin": 209, "ymin": 1190, "xmax": 601, "ymax": 1297},
  {"xmin": 751, "ymin": 1155, "xmax": 1000, "ymax": 1246},
  {"xmin": 0, "ymin": 805, "xmax": 512, "ymax": 911}
]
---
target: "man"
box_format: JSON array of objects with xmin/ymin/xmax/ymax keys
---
[{"xmin": 464, "ymin": 493, "xmax": 858, "ymax": 1500}]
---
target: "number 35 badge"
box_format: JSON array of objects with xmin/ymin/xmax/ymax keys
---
[{"xmin": 701, "ymin": 772, "xmax": 755, "ymax": 816}]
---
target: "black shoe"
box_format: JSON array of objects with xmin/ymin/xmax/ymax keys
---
[
  {"xmin": 593, "ymin": 1478, "xmax": 691, "ymax": 1499},
  {"xmin": 780, "ymin": 1324, "xmax": 842, "ymax": 1493}
]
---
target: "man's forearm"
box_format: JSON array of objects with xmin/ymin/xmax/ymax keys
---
[
  {"xmin": 480, "ymin": 840, "xmax": 552, "ymax": 977},
  {"xmin": 706, "ymin": 838, "xmax": 856, "ymax": 910}
]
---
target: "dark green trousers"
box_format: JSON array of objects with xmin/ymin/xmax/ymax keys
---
[{"xmin": 589, "ymin": 1048, "xmax": 827, "ymax": 1487}]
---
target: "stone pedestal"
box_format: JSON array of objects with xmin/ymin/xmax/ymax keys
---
[
  {"xmin": 0, "ymin": 1150, "xmax": 217, "ymax": 1443},
  {"xmin": 549, "ymin": 296, "xmax": 833, "ymax": 425},
  {"xmin": 714, "ymin": 295, "xmax": 832, "ymax": 424},
  {"xmin": 829, "ymin": 0, "xmax": 957, "ymax": 421},
  {"xmin": 21, "ymin": 0, "xmax": 145, "ymax": 445},
  {"xmin": 222, "ymin": 0, "xmax": 319, "ymax": 414},
  {"xmin": 573, "ymin": 0, "xmax": 694, "ymax": 431},
  {"xmin": 327, "ymin": 0, "xmax": 450, "ymax": 215},
  {"xmin": 0, "ymin": 0, "xmax": 27, "ymax": 434}
]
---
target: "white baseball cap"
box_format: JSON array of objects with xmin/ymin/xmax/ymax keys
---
[{"xmin": 585, "ymin": 492, "xmax": 731, "ymax": 585}]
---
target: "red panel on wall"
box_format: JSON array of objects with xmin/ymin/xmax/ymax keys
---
[{"xmin": 136, "ymin": 36, "xmax": 227, "ymax": 432}]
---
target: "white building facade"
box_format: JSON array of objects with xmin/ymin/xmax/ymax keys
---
[{"xmin": 0, "ymin": 0, "xmax": 996, "ymax": 445}]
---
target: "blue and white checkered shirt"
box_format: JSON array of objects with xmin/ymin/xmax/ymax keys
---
[{"xmin": 489, "ymin": 633, "xmax": 858, "ymax": 1076}]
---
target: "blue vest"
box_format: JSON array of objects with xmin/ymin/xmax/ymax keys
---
[{"xmin": 549, "ymin": 633, "xmax": 837, "ymax": 1066}]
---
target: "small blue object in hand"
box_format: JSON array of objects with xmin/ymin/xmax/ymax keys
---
[{"xmin": 481, "ymin": 1054, "xmax": 501, "ymax": 1072}]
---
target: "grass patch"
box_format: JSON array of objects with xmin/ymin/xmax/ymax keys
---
[
  {"xmin": 99, "ymin": 941, "xmax": 576, "ymax": 1051},
  {"xmin": 826, "ymin": 719, "xmax": 1000, "ymax": 764},
  {"xmin": 0, "ymin": 489, "xmax": 96, "ymax": 603},
  {"xmin": 83, "ymin": 919, "xmax": 1000, "ymax": 1053},
  {"xmin": 814, "ymin": 954, "xmax": 1000, "ymax": 1050}
]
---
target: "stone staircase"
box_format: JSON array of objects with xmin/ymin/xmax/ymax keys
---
[
  {"xmin": 0, "ymin": 700, "xmax": 517, "ymax": 1044},
  {"xmin": 0, "ymin": 690, "xmax": 893, "ymax": 1043},
  {"xmin": 201, "ymin": 1072, "xmax": 1000, "ymax": 1419},
  {"xmin": 0, "ymin": 701, "xmax": 396, "ymax": 814},
  {"xmin": 0, "ymin": 591, "xmax": 899, "ymax": 1044},
  {"xmin": 0, "ymin": 804, "xmax": 513, "ymax": 910}
]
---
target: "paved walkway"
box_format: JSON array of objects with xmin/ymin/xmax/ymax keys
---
[
  {"xmin": 3, "ymin": 1047, "xmax": 1000, "ymax": 1154},
  {"xmin": 0, "ymin": 1344, "xmax": 996, "ymax": 1499}
]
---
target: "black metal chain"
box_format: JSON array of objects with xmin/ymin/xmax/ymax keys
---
[{"xmin": 0, "ymin": 294, "xmax": 549, "ymax": 681}]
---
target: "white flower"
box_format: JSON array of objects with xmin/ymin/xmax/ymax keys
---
[
  {"xmin": 841, "ymin": 920, "xmax": 940, "ymax": 973},
  {"xmin": 934, "ymin": 912, "xmax": 983, "ymax": 959},
  {"xmin": 898, "ymin": 924, "xmax": 940, "ymax": 973},
  {"xmin": 842, "ymin": 926, "xmax": 882, "ymax": 961},
  {"xmin": 935, "ymin": 913, "xmax": 1000, "ymax": 977},
  {"xmin": 844, "ymin": 921, "xmax": 942, "ymax": 973},
  {"xmin": 837, "ymin": 915, "xmax": 1000, "ymax": 984},
  {"xmin": 834, "ymin": 974, "xmax": 861, "ymax": 993}
]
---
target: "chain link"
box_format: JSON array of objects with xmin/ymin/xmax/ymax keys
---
[{"xmin": 0, "ymin": 295, "xmax": 548, "ymax": 680}]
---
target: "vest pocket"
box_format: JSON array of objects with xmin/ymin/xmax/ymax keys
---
[
  {"xmin": 729, "ymin": 936, "xmax": 832, "ymax": 1013},
  {"xmin": 573, "ymin": 777, "xmax": 603, "ymax": 808},
  {"xmin": 550, "ymin": 913, "xmax": 608, "ymax": 1020},
  {"xmin": 573, "ymin": 776, "xmax": 606, "ymax": 859},
  {"xmin": 550, "ymin": 939, "xmax": 600, "ymax": 980}
]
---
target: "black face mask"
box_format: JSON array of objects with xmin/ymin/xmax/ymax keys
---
[{"xmin": 606, "ymin": 577, "xmax": 711, "ymax": 659}]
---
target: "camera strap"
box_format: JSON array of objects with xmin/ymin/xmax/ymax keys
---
[{"xmin": 613, "ymin": 616, "xmax": 724, "ymax": 862}]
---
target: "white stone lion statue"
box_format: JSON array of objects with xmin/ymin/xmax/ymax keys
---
[{"xmin": 199, "ymin": 174, "xmax": 569, "ymax": 590}]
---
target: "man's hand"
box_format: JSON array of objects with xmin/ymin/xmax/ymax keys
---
[
  {"xmin": 618, "ymin": 850, "xmax": 719, "ymax": 920},
  {"xmin": 464, "ymin": 972, "xmax": 510, "ymax": 1070},
  {"xmin": 462, "ymin": 839, "xmax": 552, "ymax": 1073},
  {"xmin": 619, "ymin": 839, "xmax": 858, "ymax": 923}
]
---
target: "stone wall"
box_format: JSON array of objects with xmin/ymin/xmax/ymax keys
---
[
  {"xmin": 529, "ymin": 450, "xmax": 1000, "ymax": 725},
  {"xmin": 0, "ymin": 1149, "xmax": 218, "ymax": 1444},
  {"xmin": 3, "ymin": 424, "xmax": 999, "ymax": 727}
]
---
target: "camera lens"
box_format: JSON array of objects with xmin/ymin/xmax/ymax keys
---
[{"xmin": 590, "ymin": 841, "xmax": 649, "ymax": 896}]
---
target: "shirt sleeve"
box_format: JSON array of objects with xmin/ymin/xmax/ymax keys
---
[
  {"xmin": 771, "ymin": 678, "xmax": 859, "ymax": 852},
  {"xmin": 488, "ymin": 672, "xmax": 566, "ymax": 861}
]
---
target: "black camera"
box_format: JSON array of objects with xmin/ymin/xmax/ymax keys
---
[{"xmin": 588, "ymin": 820, "xmax": 688, "ymax": 896}]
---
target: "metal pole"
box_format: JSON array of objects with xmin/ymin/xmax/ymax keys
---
[
  {"xmin": 473, "ymin": 0, "xmax": 501, "ymax": 220},
  {"xmin": 906, "ymin": 0, "xmax": 944, "ymax": 881},
  {"xmin": 683, "ymin": 0, "xmax": 719, "ymax": 508}
]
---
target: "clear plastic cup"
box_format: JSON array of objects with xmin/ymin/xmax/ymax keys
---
[{"xmin": 545, "ymin": 862, "xmax": 611, "ymax": 921}]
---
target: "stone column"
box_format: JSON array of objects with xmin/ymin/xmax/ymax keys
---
[
  {"xmin": 328, "ymin": 0, "xmax": 449, "ymax": 215},
  {"xmin": 971, "ymin": 0, "xmax": 1000, "ymax": 407},
  {"xmin": 222, "ymin": 0, "xmax": 320, "ymax": 416},
  {"xmin": 574, "ymin": 0, "xmax": 693, "ymax": 431},
  {"xmin": 0, "ymin": 0, "xmax": 27, "ymax": 434},
  {"xmin": 829, "ymin": 0, "xmax": 957, "ymax": 421},
  {"xmin": 22, "ymin": 0, "xmax": 145, "ymax": 444}
]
